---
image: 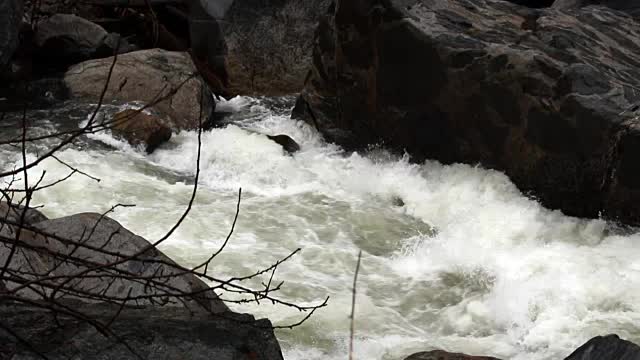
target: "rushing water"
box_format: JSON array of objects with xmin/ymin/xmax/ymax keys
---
[{"xmin": 2, "ymin": 97, "xmax": 640, "ymax": 360}]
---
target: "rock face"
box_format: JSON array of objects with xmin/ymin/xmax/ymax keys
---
[
  {"xmin": 112, "ymin": 109, "xmax": 172, "ymax": 153},
  {"xmin": 222, "ymin": 0, "xmax": 330, "ymax": 95},
  {"xmin": 294, "ymin": 0, "xmax": 640, "ymax": 225},
  {"xmin": 64, "ymin": 49, "xmax": 215, "ymax": 131},
  {"xmin": 34, "ymin": 14, "xmax": 133, "ymax": 69},
  {"xmin": 553, "ymin": 0, "xmax": 640, "ymax": 16},
  {"xmin": 0, "ymin": 0, "xmax": 23, "ymax": 67},
  {"xmin": 565, "ymin": 335, "xmax": 640, "ymax": 360},
  {"xmin": 405, "ymin": 350, "xmax": 501, "ymax": 360}
]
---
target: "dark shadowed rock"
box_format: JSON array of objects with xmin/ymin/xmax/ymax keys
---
[
  {"xmin": 565, "ymin": 335, "xmax": 640, "ymax": 360},
  {"xmin": 222, "ymin": 0, "xmax": 330, "ymax": 95},
  {"xmin": 506, "ymin": 0, "xmax": 554, "ymax": 8},
  {"xmin": 64, "ymin": 49, "xmax": 215, "ymax": 131},
  {"xmin": 405, "ymin": 350, "xmax": 501, "ymax": 360},
  {"xmin": 0, "ymin": 0, "xmax": 23, "ymax": 67},
  {"xmin": 112, "ymin": 109, "xmax": 172, "ymax": 153},
  {"xmin": 34, "ymin": 14, "xmax": 134, "ymax": 69},
  {"xmin": 267, "ymin": 134, "xmax": 301, "ymax": 154},
  {"xmin": 294, "ymin": 0, "xmax": 640, "ymax": 225},
  {"xmin": 0, "ymin": 301, "xmax": 284, "ymax": 359}
]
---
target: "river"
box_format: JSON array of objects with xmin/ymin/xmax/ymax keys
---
[{"xmin": 2, "ymin": 96, "xmax": 640, "ymax": 359}]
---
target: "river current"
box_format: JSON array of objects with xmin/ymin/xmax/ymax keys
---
[{"xmin": 2, "ymin": 96, "xmax": 640, "ymax": 359}]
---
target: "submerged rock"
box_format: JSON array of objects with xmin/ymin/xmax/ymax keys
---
[
  {"xmin": 405, "ymin": 350, "xmax": 501, "ymax": 360},
  {"xmin": 267, "ymin": 134, "xmax": 301, "ymax": 154},
  {"xmin": 565, "ymin": 334, "xmax": 640, "ymax": 360},
  {"xmin": 294, "ymin": 0, "xmax": 640, "ymax": 225},
  {"xmin": 64, "ymin": 49, "xmax": 215, "ymax": 131},
  {"xmin": 112, "ymin": 109, "xmax": 172, "ymax": 153}
]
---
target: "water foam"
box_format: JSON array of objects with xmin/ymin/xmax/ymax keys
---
[{"xmin": 3, "ymin": 96, "xmax": 639, "ymax": 359}]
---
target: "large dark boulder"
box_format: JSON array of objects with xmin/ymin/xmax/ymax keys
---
[
  {"xmin": 294, "ymin": 0, "xmax": 640, "ymax": 225},
  {"xmin": 64, "ymin": 48, "xmax": 215, "ymax": 131},
  {"xmin": 565, "ymin": 335, "xmax": 640, "ymax": 360},
  {"xmin": 0, "ymin": 0, "xmax": 23, "ymax": 67},
  {"xmin": 222, "ymin": 0, "xmax": 331, "ymax": 95}
]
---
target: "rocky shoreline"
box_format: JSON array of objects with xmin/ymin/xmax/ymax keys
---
[{"xmin": 2, "ymin": 0, "xmax": 640, "ymax": 359}]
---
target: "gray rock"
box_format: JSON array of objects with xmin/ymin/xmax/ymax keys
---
[
  {"xmin": 64, "ymin": 49, "xmax": 215, "ymax": 131},
  {"xmin": 294, "ymin": 0, "xmax": 640, "ymax": 225},
  {"xmin": 27, "ymin": 213, "xmax": 228, "ymax": 313},
  {"xmin": 0, "ymin": 301, "xmax": 284, "ymax": 359},
  {"xmin": 0, "ymin": 0, "xmax": 23, "ymax": 66},
  {"xmin": 565, "ymin": 335, "xmax": 640, "ymax": 360}
]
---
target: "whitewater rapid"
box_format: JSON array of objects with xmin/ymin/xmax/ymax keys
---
[{"xmin": 2, "ymin": 97, "xmax": 640, "ymax": 359}]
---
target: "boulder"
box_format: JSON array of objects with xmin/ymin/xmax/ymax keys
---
[
  {"xmin": 0, "ymin": 0, "xmax": 23, "ymax": 67},
  {"xmin": 112, "ymin": 109, "xmax": 172, "ymax": 153},
  {"xmin": 565, "ymin": 335, "xmax": 640, "ymax": 360},
  {"xmin": 23, "ymin": 213, "xmax": 228, "ymax": 313},
  {"xmin": 294, "ymin": 0, "xmax": 640, "ymax": 225},
  {"xmin": 34, "ymin": 14, "xmax": 134, "ymax": 69},
  {"xmin": 0, "ymin": 301, "xmax": 283, "ymax": 360},
  {"xmin": 267, "ymin": 134, "xmax": 301, "ymax": 154},
  {"xmin": 405, "ymin": 350, "xmax": 501, "ymax": 360},
  {"xmin": 222, "ymin": 0, "xmax": 331, "ymax": 95},
  {"xmin": 64, "ymin": 49, "xmax": 216, "ymax": 130}
]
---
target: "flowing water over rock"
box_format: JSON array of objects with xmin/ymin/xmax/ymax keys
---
[{"xmin": 2, "ymin": 97, "xmax": 640, "ymax": 360}]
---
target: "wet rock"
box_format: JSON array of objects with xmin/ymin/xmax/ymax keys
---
[
  {"xmin": 34, "ymin": 14, "xmax": 134, "ymax": 70},
  {"xmin": 294, "ymin": 0, "xmax": 640, "ymax": 225},
  {"xmin": 112, "ymin": 109, "xmax": 172, "ymax": 153},
  {"xmin": 391, "ymin": 196, "xmax": 405, "ymax": 207},
  {"xmin": 222, "ymin": 0, "xmax": 331, "ymax": 95},
  {"xmin": 565, "ymin": 334, "xmax": 640, "ymax": 360},
  {"xmin": 0, "ymin": 301, "xmax": 283, "ymax": 360},
  {"xmin": 506, "ymin": 0, "xmax": 554, "ymax": 8},
  {"xmin": 405, "ymin": 350, "xmax": 501, "ymax": 360},
  {"xmin": 267, "ymin": 134, "xmax": 301, "ymax": 154},
  {"xmin": 0, "ymin": 0, "xmax": 23, "ymax": 67},
  {"xmin": 63, "ymin": 49, "xmax": 215, "ymax": 131}
]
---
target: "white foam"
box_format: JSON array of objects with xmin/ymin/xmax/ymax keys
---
[{"xmin": 5, "ymin": 96, "xmax": 639, "ymax": 360}]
